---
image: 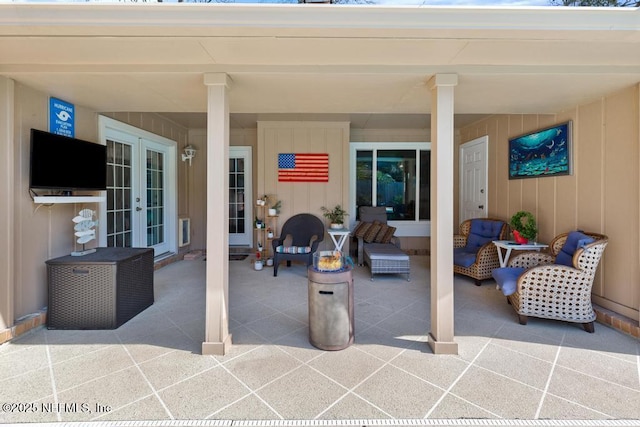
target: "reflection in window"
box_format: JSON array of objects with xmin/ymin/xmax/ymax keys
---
[{"xmin": 354, "ymin": 146, "xmax": 430, "ymax": 222}]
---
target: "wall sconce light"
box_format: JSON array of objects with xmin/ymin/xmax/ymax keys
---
[{"xmin": 182, "ymin": 145, "xmax": 196, "ymax": 166}]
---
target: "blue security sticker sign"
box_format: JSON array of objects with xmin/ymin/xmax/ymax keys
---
[{"xmin": 49, "ymin": 97, "xmax": 75, "ymax": 137}]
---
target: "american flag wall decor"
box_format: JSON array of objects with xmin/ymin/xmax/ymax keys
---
[{"xmin": 278, "ymin": 153, "xmax": 329, "ymax": 182}]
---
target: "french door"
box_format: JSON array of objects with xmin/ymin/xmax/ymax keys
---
[
  {"xmin": 229, "ymin": 146, "xmax": 253, "ymax": 247},
  {"xmin": 99, "ymin": 117, "xmax": 177, "ymax": 257}
]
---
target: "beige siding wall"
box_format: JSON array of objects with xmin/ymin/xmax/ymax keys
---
[
  {"xmin": 181, "ymin": 122, "xmax": 429, "ymax": 252},
  {"xmin": 5, "ymin": 94, "xmax": 189, "ymax": 322},
  {"xmin": 257, "ymin": 122, "xmax": 350, "ymax": 252},
  {"xmin": 459, "ymin": 84, "xmax": 640, "ymax": 322},
  {"xmin": 185, "ymin": 128, "xmax": 257, "ymax": 251},
  {"xmin": 12, "ymin": 83, "xmax": 100, "ymax": 319}
]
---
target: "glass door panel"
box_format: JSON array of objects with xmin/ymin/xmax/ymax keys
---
[
  {"xmin": 106, "ymin": 139, "xmax": 133, "ymax": 248},
  {"xmin": 229, "ymin": 147, "xmax": 252, "ymax": 246},
  {"xmin": 146, "ymin": 149, "xmax": 165, "ymax": 247}
]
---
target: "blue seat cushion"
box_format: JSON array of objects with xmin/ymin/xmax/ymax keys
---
[
  {"xmin": 466, "ymin": 220, "xmax": 504, "ymax": 250},
  {"xmin": 454, "ymin": 247, "xmax": 477, "ymax": 268},
  {"xmin": 555, "ymin": 231, "xmax": 596, "ymax": 267},
  {"xmin": 492, "ymin": 267, "xmax": 526, "ymax": 296}
]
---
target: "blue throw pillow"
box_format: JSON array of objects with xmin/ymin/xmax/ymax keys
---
[
  {"xmin": 555, "ymin": 231, "xmax": 595, "ymax": 267},
  {"xmin": 466, "ymin": 220, "xmax": 504, "ymax": 250}
]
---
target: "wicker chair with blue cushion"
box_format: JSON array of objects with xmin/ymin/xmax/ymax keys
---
[
  {"xmin": 453, "ymin": 218, "xmax": 509, "ymax": 286},
  {"xmin": 271, "ymin": 213, "xmax": 324, "ymax": 277},
  {"xmin": 492, "ymin": 231, "xmax": 608, "ymax": 332}
]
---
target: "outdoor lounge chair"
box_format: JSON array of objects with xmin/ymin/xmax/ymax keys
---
[
  {"xmin": 271, "ymin": 213, "xmax": 324, "ymax": 277},
  {"xmin": 352, "ymin": 206, "xmax": 410, "ymax": 281},
  {"xmin": 492, "ymin": 230, "xmax": 608, "ymax": 332},
  {"xmin": 453, "ymin": 218, "xmax": 509, "ymax": 286}
]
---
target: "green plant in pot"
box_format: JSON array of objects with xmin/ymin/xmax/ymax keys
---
[
  {"xmin": 269, "ymin": 200, "xmax": 282, "ymax": 216},
  {"xmin": 321, "ymin": 205, "xmax": 348, "ymax": 229},
  {"xmin": 510, "ymin": 211, "xmax": 538, "ymax": 243}
]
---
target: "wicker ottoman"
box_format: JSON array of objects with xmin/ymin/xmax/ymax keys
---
[{"xmin": 364, "ymin": 243, "xmax": 410, "ymax": 281}]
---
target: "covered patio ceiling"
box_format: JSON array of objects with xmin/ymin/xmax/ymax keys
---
[{"xmin": 0, "ymin": 4, "xmax": 639, "ymax": 130}]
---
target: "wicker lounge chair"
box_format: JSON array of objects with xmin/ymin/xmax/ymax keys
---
[
  {"xmin": 352, "ymin": 206, "xmax": 410, "ymax": 281},
  {"xmin": 453, "ymin": 218, "xmax": 509, "ymax": 286},
  {"xmin": 492, "ymin": 231, "xmax": 608, "ymax": 332}
]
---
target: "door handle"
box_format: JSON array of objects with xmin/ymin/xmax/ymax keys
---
[
  {"xmin": 478, "ymin": 205, "xmax": 484, "ymax": 209},
  {"xmin": 136, "ymin": 207, "xmax": 142, "ymax": 212}
]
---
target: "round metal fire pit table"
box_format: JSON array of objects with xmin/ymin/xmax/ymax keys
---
[{"xmin": 307, "ymin": 265, "xmax": 354, "ymax": 350}]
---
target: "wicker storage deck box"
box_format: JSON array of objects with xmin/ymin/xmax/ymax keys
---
[{"xmin": 46, "ymin": 247, "xmax": 154, "ymax": 329}]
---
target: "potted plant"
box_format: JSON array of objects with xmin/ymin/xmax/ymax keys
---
[
  {"xmin": 510, "ymin": 210, "xmax": 538, "ymax": 243},
  {"xmin": 268, "ymin": 200, "xmax": 281, "ymax": 216},
  {"xmin": 254, "ymin": 251, "xmax": 263, "ymax": 271},
  {"xmin": 321, "ymin": 205, "xmax": 349, "ymax": 229}
]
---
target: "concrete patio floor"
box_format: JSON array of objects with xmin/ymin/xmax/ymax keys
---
[{"xmin": 1, "ymin": 255, "xmax": 639, "ymax": 426}]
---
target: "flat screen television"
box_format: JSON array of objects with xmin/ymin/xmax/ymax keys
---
[{"xmin": 30, "ymin": 128, "xmax": 107, "ymax": 192}]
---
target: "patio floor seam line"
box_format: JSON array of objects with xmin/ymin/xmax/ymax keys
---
[
  {"xmin": 488, "ymin": 341, "xmax": 559, "ymax": 365},
  {"xmin": 312, "ymin": 335, "xmax": 426, "ymax": 420},
  {"xmin": 46, "ymin": 343, "xmax": 117, "ymax": 370},
  {"xmin": 208, "ymin": 393, "xmax": 283, "ymax": 421},
  {"xmin": 231, "ymin": 357, "xmax": 308, "ymax": 396},
  {"xmin": 422, "ymin": 326, "xmax": 498, "ymax": 420},
  {"xmin": 534, "ymin": 331, "xmax": 566, "ymax": 419},
  {"xmin": 245, "ymin": 303, "xmax": 309, "ymax": 328},
  {"xmin": 548, "ymin": 363, "xmax": 640, "ymax": 394},
  {"xmin": 240, "ymin": 317, "xmax": 307, "ymax": 344},
  {"xmin": 10, "ymin": 420, "xmax": 640, "ymax": 427},
  {"xmin": 206, "ymin": 363, "xmax": 284, "ymax": 421},
  {"xmin": 116, "ymin": 337, "xmax": 176, "ymax": 421},
  {"xmin": 90, "ymin": 391, "xmax": 158, "ymax": 422},
  {"xmin": 153, "ymin": 360, "xmax": 224, "ymax": 395},
  {"xmin": 541, "ymin": 391, "xmax": 614, "ymax": 418},
  {"xmin": 47, "ymin": 355, "xmax": 139, "ymax": 398},
  {"xmin": 43, "ymin": 339, "xmax": 62, "ymax": 423},
  {"xmin": 161, "ymin": 309, "xmax": 204, "ymax": 344},
  {"xmin": 564, "ymin": 342, "xmax": 640, "ymax": 366},
  {"xmin": 385, "ymin": 351, "xmax": 459, "ymax": 394},
  {"xmin": 472, "ymin": 361, "xmax": 549, "ymax": 393},
  {"xmin": 442, "ymin": 390, "xmax": 504, "ymax": 419},
  {"xmin": 218, "ymin": 344, "xmax": 267, "ymax": 366}
]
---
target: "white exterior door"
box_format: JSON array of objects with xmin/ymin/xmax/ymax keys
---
[
  {"xmin": 229, "ymin": 146, "xmax": 253, "ymax": 247},
  {"xmin": 460, "ymin": 136, "xmax": 488, "ymax": 223},
  {"xmin": 140, "ymin": 139, "xmax": 173, "ymax": 256},
  {"xmin": 98, "ymin": 116, "xmax": 177, "ymax": 258}
]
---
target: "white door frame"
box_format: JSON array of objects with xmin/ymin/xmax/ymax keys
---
[
  {"xmin": 459, "ymin": 135, "xmax": 488, "ymax": 222},
  {"xmin": 98, "ymin": 116, "xmax": 178, "ymax": 257},
  {"xmin": 229, "ymin": 146, "xmax": 253, "ymax": 247}
]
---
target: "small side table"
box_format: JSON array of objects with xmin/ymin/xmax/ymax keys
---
[
  {"xmin": 493, "ymin": 240, "xmax": 549, "ymax": 268},
  {"xmin": 327, "ymin": 227, "xmax": 351, "ymax": 252}
]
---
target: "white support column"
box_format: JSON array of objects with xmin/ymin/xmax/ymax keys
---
[
  {"xmin": 428, "ymin": 74, "xmax": 458, "ymax": 355},
  {"xmin": 202, "ymin": 73, "xmax": 232, "ymax": 355},
  {"xmin": 0, "ymin": 77, "xmax": 14, "ymax": 331}
]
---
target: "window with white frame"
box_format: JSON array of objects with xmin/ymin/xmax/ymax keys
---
[{"xmin": 350, "ymin": 143, "xmax": 431, "ymax": 236}]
